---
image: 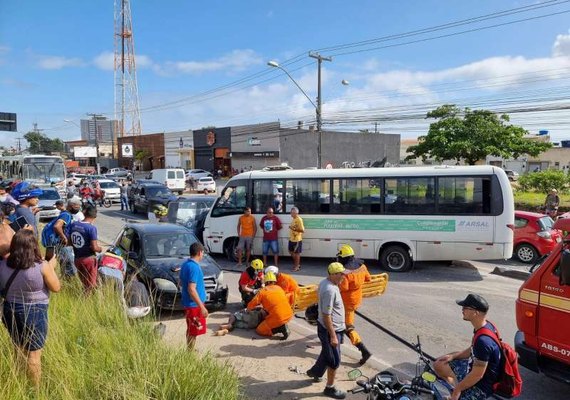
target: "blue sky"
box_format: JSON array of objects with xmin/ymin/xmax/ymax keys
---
[{"xmin": 2, "ymin": 0, "xmax": 570, "ymax": 149}]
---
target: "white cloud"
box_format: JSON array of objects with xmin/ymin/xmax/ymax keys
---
[
  {"xmin": 93, "ymin": 51, "xmax": 155, "ymax": 71},
  {"xmin": 552, "ymin": 31, "xmax": 570, "ymax": 56},
  {"xmin": 165, "ymin": 49, "xmax": 263, "ymax": 75},
  {"xmin": 36, "ymin": 55, "xmax": 85, "ymax": 70}
]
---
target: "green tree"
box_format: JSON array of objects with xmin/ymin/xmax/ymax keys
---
[
  {"xmin": 406, "ymin": 105, "xmax": 552, "ymax": 165},
  {"xmin": 24, "ymin": 131, "xmax": 65, "ymax": 154},
  {"xmin": 518, "ymin": 170, "xmax": 569, "ymax": 194}
]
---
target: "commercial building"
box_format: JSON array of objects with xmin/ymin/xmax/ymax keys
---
[
  {"xmin": 164, "ymin": 130, "xmax": 194, "ymax": 169},
  {"xmin": 80, "ymin": 116, "xmax": 118, "ymax": 144},
  {"xmin": 117, "ymin": 133, "xmax": 165, "ymax": 171}
]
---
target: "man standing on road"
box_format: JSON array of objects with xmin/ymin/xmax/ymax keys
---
[
  {"xmin": 12, "ymin": 182, "xmax": 42, "ymax": 236},
  {"xmin": 336, "ymin": 244, "xmax": 372, "ymax": 365},
  {"xmin": 288, "ymin": 207, "xmax": 304, "ymax": 272},
  {"xmin": 433, "ymin": 294, "xmax": 502, "ymax": 400},
  {"xmin": 180, "ymin": 242, "xmax": 208, "ymax": 351},
  {"xmin": 306, "ymin": 262, "xmax": 347, "ymax": 400},
  {"xmin": 236, "ymin": 207, "xmax": 256, "ymax": 267},
  {"xmin": 120, "ymin": 182, "xmax": 129, "ymax": 211},
  {"xmin": 69, "ymin": 206, "xmax": 102, "ymax": 293},
  {"xmin": 259, "ymin": 207, "xmax": 282, "ymax": 267}
]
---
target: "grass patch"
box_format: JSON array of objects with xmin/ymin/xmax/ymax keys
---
[
  {"xmin": 513, "ymin": 190, "xmax": 570, "ymax": 212},
  {"xmin": 0, "ymin": 282, "xmax": 240, "ymax": 399}
]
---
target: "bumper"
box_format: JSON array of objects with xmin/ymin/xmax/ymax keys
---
[
  {"xmin": 155, "ymin": 286, "xmax": 228, "ymax": 310},
  {"xmin": 515, "ymin": 330, "xmax": 540, "ymax": 372},
  {"xmin": 39, "ymin": 209, "xmax": 61, "ymax": 219}
]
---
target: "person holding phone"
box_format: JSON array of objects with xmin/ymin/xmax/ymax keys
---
[
  {"xmin": 0, "ymin": 209, "xmax": 15, "ymax": 258},
  {"xmin": 11, "ymin": 182, "xmax": 43, "ymax": 236}
]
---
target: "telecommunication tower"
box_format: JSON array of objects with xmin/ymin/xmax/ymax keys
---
[{"xmin": 114, "ymin": 0, "xmax": 142, "ymax": 138}]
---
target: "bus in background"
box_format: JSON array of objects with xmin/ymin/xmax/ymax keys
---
[{"xmin": 203, "ymin": 165, "xmax": 514, "ymax": 272}]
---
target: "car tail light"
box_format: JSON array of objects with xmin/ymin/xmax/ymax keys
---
[{"xmin": 537, "ymin": 231, "xmax": 552, "ymax": 239}]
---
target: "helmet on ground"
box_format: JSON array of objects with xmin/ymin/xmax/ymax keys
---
[
  {"xmin": 265, "ymin": 265, "xmax": 279, "ymax": 276},
  {"xmin": 251, "ymin": 259, "xmax": 264, "ymax": 270},
  {"xmin": 12, "ymin": 182, "xmax": 43, "ymax": 202},
  {"xmin": 336, "ymin": 244, "xmax": 355, "ymax": 258},
  {"xmin": 153, "ymin": 204, "xmax": 168, "ymax": 217},
  {"xmin": 264, "ymin": 271, "xmax": 277, "ymax": 283}
]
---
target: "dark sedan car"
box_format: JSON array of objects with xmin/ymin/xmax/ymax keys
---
[
  {"xmin": 131, "ymin": 183, "xmax": 177, "ymax": 214},
  {"xmin": 113, "ymin": 223, "xmax": 228, "ymax": 311}
]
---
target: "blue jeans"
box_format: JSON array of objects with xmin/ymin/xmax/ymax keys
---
[
  {"xmin": 449, "ymin": 360, "xmax": 489, "ymax": 400},
  {"xmin": 121, "ymin": 194, "xmax": 129, "ymax": 210},
  {"xmin": 2, "ymin": 302, "xmax": 49, "ymax": 351},
  {"xmin": 307, "ymin": 321, "xmax": 344, "ymax": 377},
  {"xmin": 58, "ymin": 246, "xmax": 77, "ymax": 276},
  {"xmin": 262, "ymin": 240, "xmax": 279, "ymax": 255}
]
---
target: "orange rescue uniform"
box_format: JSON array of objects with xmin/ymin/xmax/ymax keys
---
[
  {"xmin": 338, "ymin": 264, "xmax": 371, "ymax": 345},
  {"xmin": 247, "ymin": 284, "xmax": 293, "ymax": 337},
  {"xmin": 276, "ymin": 272, "xmax": 299, "ymax": 307}
]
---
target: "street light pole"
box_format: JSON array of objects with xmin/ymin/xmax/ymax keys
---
[{"xmin": 309, "ymin": 52, "xmax": 331, "ymax": 168}]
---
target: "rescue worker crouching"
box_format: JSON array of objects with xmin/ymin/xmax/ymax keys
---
[
  {"xmin": 238, "ymin": 259, "xmax": 265, "ymax": 306},
  {"xmin": 265, "ymin": 265, "xmax": 299, "ymax": 308},
  {"xmin": 336, "ymin": 244, "xmax": 372, "ymax": 365},
  {"xmin": 247, "ymin": 271, "xmax": 293, "ymax": 340},
  {"xmin": 150, "ymin": 204, "xmax": 169, "ymax": 223}
]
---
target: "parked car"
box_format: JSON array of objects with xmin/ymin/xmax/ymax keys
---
[
  {"xmin": 37, "ymin": 187, "xmax": 62, "ymax": 220},
  {"xmin": 505, "ymin": 170, "xmax": 520, "ymax": 181},
  {"xmin": 167, "ymin": 195, "xmax": 217, "ymax": 243},
  {"xmin": 109, "ymin": 168, "xmax": 132, "ymax": 178},
  {"xmin": 147, "ymin": 169, "xmax": 186, "ymax": 194},
  {"xmin": 185, "ymin": 169, "xmax": 212, "ymax": 181},
  {"xmin": 131, "ymin": 183, "xmax": 177, "ymax": 214},
  {"xmin": 127, "ymin": 180, "xmax": 160, "ymax": 209},
  {"xmin": 68, "ymin": 173, "xmax": 87, "ymax": 186},
  {"xmin": 196, "ymin": 177, "xmax": 216, "ymax": 193},
  {"xmin": 112, "ymin": 223, "xmax": 228, "ymax": 310},
  {"xmin": 513, "ymin": 210, "xmax": 563, "ymax": 263},
  {"xmin": 98, "ymin": 179, "xmax": 121, "ymax": 203}
]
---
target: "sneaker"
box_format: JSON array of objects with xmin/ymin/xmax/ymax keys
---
[
  {"xmin": 323, "ymin": 386, "xmax": 346, "ymax": 399},
  {"xmin": 281, "ymin": 324, "xmax": 290, "ymax": 340},
  {"xmin": 305, "ymin": 369, "xmax": 323, "ymax": 383}
]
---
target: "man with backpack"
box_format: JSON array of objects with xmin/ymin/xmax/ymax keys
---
[{"xmin": 433, "ymin": 293, "xmax": 521, "ymax": 400}]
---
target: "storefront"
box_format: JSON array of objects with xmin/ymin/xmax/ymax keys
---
[
  {"xmin": 164, "ymin": 130, "xmax": 194, "ymax": 169},
  {"xmin": 230, "ymin": 122, "xmax": 281, "ymax": 171},
  {"xmin": 193, "ymin": 127, "xmax": 231, "ymax": 176}
]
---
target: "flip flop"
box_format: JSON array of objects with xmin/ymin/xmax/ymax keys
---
[{"xmin": 292, "ymin": 266, "xmax": 301, "ymax": 272}]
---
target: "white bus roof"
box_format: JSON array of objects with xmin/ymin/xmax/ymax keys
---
[{"xmin": 232, "ymin": 165, "xmax": 504, "ymax": 180}]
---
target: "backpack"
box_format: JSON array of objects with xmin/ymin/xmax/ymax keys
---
[
  {"xmin": 473, "ymin": 321, "xmax": 522, "ymax": 398},
  {"xmin": 41, "ymin": 211, "xmax": 72, "ymax": 248}
]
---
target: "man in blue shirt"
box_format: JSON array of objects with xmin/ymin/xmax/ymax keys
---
[
  {"xmin": 179, "ymin": 242, "xmax": 208, "ymax": 350},
  {"xmin": 12, "ymin": 182, "xmax": 43, "ymax": 235},
  {"xmin": 69, "ymin": 206, "xmax": 102, "ymax": 293},
  {"xmin": 433, "ymin": 294, "xmax": 502, "ymax": 400}
]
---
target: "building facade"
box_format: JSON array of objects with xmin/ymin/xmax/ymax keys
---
[
  {"xmin": 80, "ymin": 116, "xmax": 117, "ymax": 144},
  {"xmin": 117, "ymin": 133, "xmax": 165, "ymax": 171},
  {"xmin": 164, "ymin": 130, "xmax": 194, "ymax": 169},
  {"xmin": 230, "ymin": 122, "xmax": 281, "ymax": 172},
  {"xmin": 193, "ymin": 127, "xmax": 231, "ymax": 175}
]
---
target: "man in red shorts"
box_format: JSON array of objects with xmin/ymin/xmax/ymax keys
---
[
  {"xmin": 180, "ymin": 242, "xmax": 208, "ymax": 350},
  {"xmin": 69, "ymin": 206, "xmax": 102, "ymax": 293}
]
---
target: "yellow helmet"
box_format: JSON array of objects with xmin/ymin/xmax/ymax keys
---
[
  {"xmin": 264, "ymin": 271, "xmax": 277, "ymax": 282},
  {"xmin": 336, "ymin": 244, "xmax": 354, "ymax": 258},
  {"xmin": 251, "ymin": 259, "xmax": 264, "ymax": 270},
  {"xmin": 153, "ymin": 204, "xmax": 168, "ymax": 217}
]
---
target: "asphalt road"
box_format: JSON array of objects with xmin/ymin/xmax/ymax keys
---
[{"xmin": 93, "ymin": 205, "xmax": 568, "ymax": 399}]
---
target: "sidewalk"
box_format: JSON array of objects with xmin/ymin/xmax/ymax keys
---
[{"xmin": 158, "ymin": 292, "xmax": 388, "ymax": 399}]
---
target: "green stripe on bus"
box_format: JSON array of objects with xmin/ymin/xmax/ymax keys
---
[{"xmin": 303, "ymin": 218, "xmax": 456, "ymax": 232}]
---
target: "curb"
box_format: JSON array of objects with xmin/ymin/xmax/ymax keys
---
[{"xmin": 490, "ymin": 266, "xmax": 530, "ymax": 281}]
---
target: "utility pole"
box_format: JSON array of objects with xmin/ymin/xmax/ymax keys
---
[
  {"xmin": 309, "ymin": 52, "xmax": 332, "ymax": 169},
  {"xmin": 375, "ymin": 122, "xmax": 378, "ymax": 134}
]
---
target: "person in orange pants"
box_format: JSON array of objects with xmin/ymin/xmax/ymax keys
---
[
  {"xmin": 336, "ymin": 244, "xmax": 373, "ymax": 365},
  {"xmin": 265, "ymin": 265, "xmax": 299, "ymax": 308},
  {"xmin": 247, "ymin": 271, "xmax": 293, "ymax": 339}
]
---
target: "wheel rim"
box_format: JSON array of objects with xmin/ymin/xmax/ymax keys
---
[
  {"xmin": 517, "ymin": 246, "xmax": 535, "ymax": 262},
  {"xmin": 386, "ymin": 251, "xmax": 405, "ymax": 270}
]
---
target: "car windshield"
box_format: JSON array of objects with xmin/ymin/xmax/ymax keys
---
[
  {"xmin": 147, "ymin": 187, "xmax": 173, "ymax": 197},
  {"xmin": 100, "ymin": 182, "xmax": 120, "ymax": 189},
  {"xmin": 38, "ymin": 190, "xmax": 60, "ymax": 200},
  {"xmin": 538, "ymin": 216, "xmax": 555, "ymax": 231},
  {"xmin": 143, "ymin": 232, "xmax": 197, "ymax": 257},
  {"xmin": 168, "ymin": 199, "xmax": 214, "ymax": 224}
]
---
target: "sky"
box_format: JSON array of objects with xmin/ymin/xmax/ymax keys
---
[{"xmin": 2, "ymin": 0, "xmax": 570, "ymax": 150}]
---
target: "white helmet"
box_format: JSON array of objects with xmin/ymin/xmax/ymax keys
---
[{"xmin": 265, "ymin": 266, "xmax": 279, "ymax": 276}]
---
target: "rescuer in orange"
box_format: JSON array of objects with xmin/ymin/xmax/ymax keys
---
[
  {"xmin": 265, "ymin": 265, "xmax": 299, "ymax": 307},
  {"xmin": 337, "ymin": 244, "xmax": 373, "ymax": 365},
  {"xmin": 247, "ymin": 271, "xmax": 293, "ymax": 339}
]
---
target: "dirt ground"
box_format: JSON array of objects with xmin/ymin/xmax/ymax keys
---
[{"xmin": 159, "ymin": 299, "xmax": 384, "ymax": 400}]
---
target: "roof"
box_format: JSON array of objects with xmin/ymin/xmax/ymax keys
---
[
  {"xmin": 515, "ymin": 210, "xmax": 547, "ymax": 219},
  {"xmin": 126, "ymin": 222, "xmax": 191, "ymax": 234}
]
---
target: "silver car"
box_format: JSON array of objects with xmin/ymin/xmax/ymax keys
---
[{"xmin": 37, "ymin": 188, "xmax": 62, "ymax": 220}]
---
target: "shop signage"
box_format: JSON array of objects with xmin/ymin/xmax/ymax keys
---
[
  {"xmin": 253, "ymin": 152, "xmax": 277, "ymax": 157},
  {"xmin": 207, "ymin": 131, "xmax": 216, "ymax": 146},
  {"xmin": 247, "ymin": 137, "xmax": 261, "ymax": 146}
]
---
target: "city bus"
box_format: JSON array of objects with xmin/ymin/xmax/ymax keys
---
[
  {"xmin": 0, "ymin": 154, "xmax": 67, "ymax": 196},
  {"xmin": 203, "ymin": 165, "xmax": 514, "ymax": 272}
]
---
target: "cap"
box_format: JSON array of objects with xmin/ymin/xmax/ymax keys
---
[
  {"xmin": 456, "ymin": 293, "xmax": 489, "ymax": 312},
  {"xmin": 327, "ymin": 262, "xmax": 346, "ymax": 275}
]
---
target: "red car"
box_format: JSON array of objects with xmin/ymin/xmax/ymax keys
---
[{"xmin": 513, "ymin": 210, "xmax": 562, "ymax": 263}]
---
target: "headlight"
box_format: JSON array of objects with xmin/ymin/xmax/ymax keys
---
[
  {"xmin": 153, "ymin": 278, "xmax": 178, "ymax": 292},
  {"xmin": 216, "ymin": 271, "xmax": 224, "ymax": 288}
]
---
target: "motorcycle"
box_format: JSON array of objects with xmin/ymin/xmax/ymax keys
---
[{"xmin": 349, "ymin": 369, "xmax": 434, "ymax": 400}]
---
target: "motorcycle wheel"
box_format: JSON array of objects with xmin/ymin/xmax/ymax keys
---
[{"xmin": 103, "ymin": 198, "xmax": 112, "ymax": 208}]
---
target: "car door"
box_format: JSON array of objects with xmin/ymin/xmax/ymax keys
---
[{"xmin": 139, "ymin": 187, "xmax": 148, "ymax": 211}]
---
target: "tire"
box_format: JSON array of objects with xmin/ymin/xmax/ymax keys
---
[
  {"xmin": 103, "ymin": 198, "xmax": 112, "ymax": 208},
  {"xmin": 224, "ymin": 237, "xmax": 239, "ymax": 262},
  {"xmin": 380, "ymin": 245, "xmax": 413, "ymax": 272},
  {"xmin": 515, "ymin": 243, "xmax": 538, "ymax": 264}
]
